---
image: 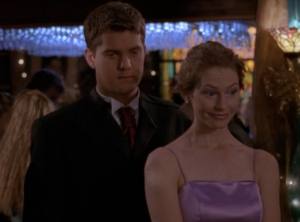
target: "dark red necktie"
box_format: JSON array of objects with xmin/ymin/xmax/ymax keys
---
[{"xmin": 118, "ymin": 106, "xmax": 136, "ymax": 149}]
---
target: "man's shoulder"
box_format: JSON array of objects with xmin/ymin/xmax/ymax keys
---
[
  {"xmin": 141, "ymin": 93, "xmax": 180, "ymax": 110},
  {"xmin": 39, "ymin": 96, "xmax": 93, "ymax": 125}
]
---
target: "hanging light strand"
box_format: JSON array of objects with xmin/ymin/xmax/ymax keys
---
[{"xmin": 0, "ymin": 21, "xmax": 251, "ymax": 57}]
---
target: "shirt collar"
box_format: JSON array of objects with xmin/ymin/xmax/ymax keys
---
[{"xmin": 96, "ymin": 87, "xmax": 140, "ymax": 113}]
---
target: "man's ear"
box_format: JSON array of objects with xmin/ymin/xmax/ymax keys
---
[{"xmin": 84, "ymin": 48, "xmax": 96, "ymax": 69}]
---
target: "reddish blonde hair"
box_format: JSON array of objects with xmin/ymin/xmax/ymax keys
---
[
  {"xmin": 175, "ymin": 41, "xmax": 246, "ymax": 120},
  {"xmin": 175, "ymin": 41, "xmax": 245, "ymax": 94}
]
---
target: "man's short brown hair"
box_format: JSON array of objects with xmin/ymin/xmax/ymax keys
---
[{"xmin": 84, "ymin": 2, "xmax": 145, "ymax": 52}]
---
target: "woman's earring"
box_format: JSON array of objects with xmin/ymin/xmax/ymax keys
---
[{"xmin": 185, "ymin": 98, "xmax": 190, "ymax": 104}]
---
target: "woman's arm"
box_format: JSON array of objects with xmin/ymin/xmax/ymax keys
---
[
  {"xmin": 257, "ymin": 149, "xmax": 280, "ymax": 222},
  {"xmin": 145, "ymin": 148, "xmax": 184, "ymax": 222}
]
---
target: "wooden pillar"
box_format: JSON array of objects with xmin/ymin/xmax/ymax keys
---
[
  {"xmin": 65, "ymin": 57, "xmax": 78, "ymax": 88},
  {"xmin": 252, "ymin": 0, "xmax": 292, "ymax": 221},
  {"xmin": 58, "ymin": 57, "xmax": 79, "ymax": 106},
  {"xmin": 29, "ymin": 56, "xmax": 42, "ymax": 75},
  {"xmin": 10, "ymin": 51, "xmax": 27, "ymax": 95}
]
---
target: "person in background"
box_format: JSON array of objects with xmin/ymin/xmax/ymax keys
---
[
  {"xmin": 26, "ymin": 69, "xmax": 65, "ymax": 103},
  {"xmin": 0, "ymin": 90, "xmax": 55, "ymax": 222},
  {"xmin": 77, "ymin": 68, "xmax": 96, "ymax": 97}
]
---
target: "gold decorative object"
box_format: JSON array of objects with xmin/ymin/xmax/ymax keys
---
[
  {"xmin": 269, "ymin": 27, "xmax": 300, "ymax": 53},
  {"xmin": 269, "ymin": 27, "xmax": 300, "ymax": 73},
  {"xmin": 263, "ymin": 67, "xmax": 300, "ymax": 117}
]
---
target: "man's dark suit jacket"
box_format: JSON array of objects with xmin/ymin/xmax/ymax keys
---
[
  {"xmin": 23, "ymin": 89, "xmax": 190, "ymax": 222},
  {"xmin": 0, "ymin": 214, "xmax": 10, "ymax": 222}
]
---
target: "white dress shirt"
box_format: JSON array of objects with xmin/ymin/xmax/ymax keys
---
[{"xmin": 96, "ymin": 88, "xmax": 140, "ymax": 126}]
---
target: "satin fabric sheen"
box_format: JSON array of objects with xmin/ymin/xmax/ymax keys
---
[
  {"xmin": 179, "ymin": 180, "xmax": 263, "ymax": 222},
  {"xmin": 167, "ymin": 148, "xmax": 263, "ymax": 222}
]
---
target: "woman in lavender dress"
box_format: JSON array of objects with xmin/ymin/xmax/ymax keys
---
[{"xmin": 145, "ymin": 41, "xmax": 280, "ymax": 222}]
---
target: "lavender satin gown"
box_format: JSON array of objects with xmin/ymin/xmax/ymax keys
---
[{"xmin": 168, "ymin": 148, "xmax": 263, "ymax": 222}]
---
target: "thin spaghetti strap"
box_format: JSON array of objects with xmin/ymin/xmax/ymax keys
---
[
  {"xmin": 167, "ymin": 148, "xmax": 187, "ymax": 183},
  {"xmin": 253, "ymin": 149, "xmax": 257, "ymax": 181}
]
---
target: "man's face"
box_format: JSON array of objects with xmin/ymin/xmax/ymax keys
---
[{"xmin": 85, "ymin": 30, "xmax": 145, "ymax": 103}]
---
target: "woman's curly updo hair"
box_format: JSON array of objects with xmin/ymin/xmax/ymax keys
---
[
  {"xmin": 175, "ymin": 41, "xmax": 246, "ymax": 120},
  {"xmin": 175, "ymin": 41, "xmax": 245, "ymax": 93}
]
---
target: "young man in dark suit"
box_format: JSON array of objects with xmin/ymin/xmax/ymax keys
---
[
  {"xmin": 23, "ymin": 2, "xmax": 256, "ymax": 222},
  {"xmin": 23, "ymin": 2, "xmax": 189, "ymax": 222}
]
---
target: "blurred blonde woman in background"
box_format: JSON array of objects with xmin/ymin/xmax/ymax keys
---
[{"xmin": 0, "ymin": 90, "xmax": 55, "ymax": 222}]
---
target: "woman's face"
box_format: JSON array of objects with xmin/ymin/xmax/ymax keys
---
[{"xmin": 189, "ymin": 67, "xmax": 240, "ymax": 130}]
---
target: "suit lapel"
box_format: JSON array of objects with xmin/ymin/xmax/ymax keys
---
[
  {"xmin": 89, "ymin": 90, "xmax": 159, "ymax": 158},
  {"xmin": 89, "ymin": 89, "xmax": 131, "ymax": 158},
  {"xmin": 134, "ymin": 94, "xmax": 157, "ymax": 158}
]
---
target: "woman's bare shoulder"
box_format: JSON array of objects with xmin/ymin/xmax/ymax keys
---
[
  {"xmin": 255, "ymin": 149, "xmax": 279, "ymax": 180},
  {"xmin": 255, "ymin": 149, "xmax": 278, "ymax": 165},
  {"xmin": 145, "ymin": 146, "xmax": 178, "ymax": 169},
  {"xmin": 145, "ymin": 146, "xmax": 182, "ymax": 189}
]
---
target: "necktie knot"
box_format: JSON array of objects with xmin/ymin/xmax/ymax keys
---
[{"xmin": 118, "ymin": 106, "xmax": 135, "ymax": 117}]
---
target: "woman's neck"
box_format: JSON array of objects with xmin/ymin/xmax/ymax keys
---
[{"xmin": 186, "ymin": 121, "xmax": 237, "ymax": 150}]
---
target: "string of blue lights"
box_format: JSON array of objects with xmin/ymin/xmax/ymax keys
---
[{"xmin": 0, "ymin": 21, "xmax": 251, "ymax": 57}]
